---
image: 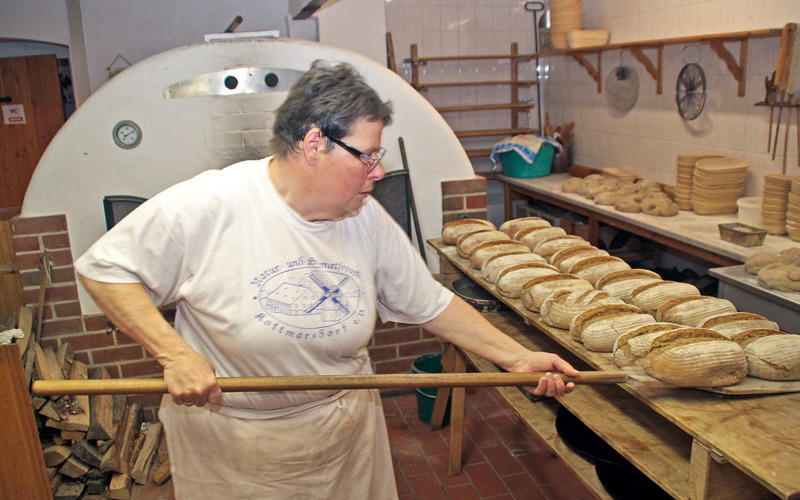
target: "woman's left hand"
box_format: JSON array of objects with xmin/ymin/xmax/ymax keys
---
[{"xmin": 512, "ymin": 352, "xmax": 580, "ymax": 397}]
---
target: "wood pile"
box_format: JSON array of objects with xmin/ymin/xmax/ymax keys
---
[{"xmin": 11, "ymin": 306, "xmax": 170, "ymax": 500}]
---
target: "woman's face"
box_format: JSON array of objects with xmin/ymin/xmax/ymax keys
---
[{"xmin": 312, "ymin": 118, "xmax": 386, "ymax": 220}]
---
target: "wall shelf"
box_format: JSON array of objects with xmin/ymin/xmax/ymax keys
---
[{"xmin": 532, "ymin": 28, "xmax": 781, "ymax": 96}]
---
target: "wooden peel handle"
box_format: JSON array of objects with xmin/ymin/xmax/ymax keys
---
[{"xmin": 31, "ymin": 371, "xmax": 629, "ymax": 396}]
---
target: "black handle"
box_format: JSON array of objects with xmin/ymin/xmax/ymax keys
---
[{"xmin": 0, "ymin": 96, "xmax": 12, "ymax": 103}]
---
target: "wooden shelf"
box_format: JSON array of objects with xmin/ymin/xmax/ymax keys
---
[
  {"xmin": 414, "ymin": 80, "xmax": 537, "ymax": 91},
  {"xmin": 532, "ymin": 28, "xmax": 782, "ymax": 96},
  {"xmin": 436, "ymin": 103, "xmax": 535, "ymax": 113},
  {"xmin": 455, "ymin": 127, "xmax": 536, "ymax": 139}
]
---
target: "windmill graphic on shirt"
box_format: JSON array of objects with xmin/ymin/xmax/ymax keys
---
[{"xmin": 258, "ymin": 268, "xmax": 360, "ymax": 325}]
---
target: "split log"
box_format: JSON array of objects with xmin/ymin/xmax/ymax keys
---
[
  {"xmin": 59, "ymin": 455, "xmax": 90, "ymax": 479},
  {"xmin": 54, "ymin": 362, "xmax": 90, "ymax": 432},
  {"xmin": 107, "ymin": 472, "xmax": 132, "ymax": 500},
  {"xmin": 42, "ymin": 445, "xmax": 72, "ymax": 467},
  {"xmin": 87, "ymin": 367, "xmax": 125, "ymax": 441},
  {"xmin": 131, "ymin": 422, "xmax": 162, "ymax": 484},
  {"xmin": 71, "ymin": 438, "xmax": 102, "ymax": 468},
  {"xmin": 54, "ymin": 480, "xmax": 84, "ymax": 500},
  {"xmin": 151, "ymin": 457, "xmax": 171, "ymax": 485},
  {"xmin": 56, "ymin": 343, "xmax": 74, "ymax": 379}
]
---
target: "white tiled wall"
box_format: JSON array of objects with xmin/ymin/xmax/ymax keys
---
[{"xmin": 386, "ymin": 0, "xmax": 800, "ymax": 197}]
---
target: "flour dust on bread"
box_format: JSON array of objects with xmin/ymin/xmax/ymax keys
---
[{"xmin": 441, "ymin": 219, "xmax": 495, "ymax": 245}]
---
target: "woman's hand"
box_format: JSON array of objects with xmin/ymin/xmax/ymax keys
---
[
  {"xmin": 510, "ymin": 352, "xmax": 580, "ymax": 397},
  {"xmin": 161, "ymin": 348, "xmax": 223, "ymax": 407}
]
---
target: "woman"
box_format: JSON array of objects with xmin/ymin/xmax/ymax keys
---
[{"xmin": 76, "ymin": 60, "xmax": 578, "ymax": 499}]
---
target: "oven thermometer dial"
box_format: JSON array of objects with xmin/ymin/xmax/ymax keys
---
[{"xmin": 112, "ymin": 120, "xmax": 142, "ymax": 149}]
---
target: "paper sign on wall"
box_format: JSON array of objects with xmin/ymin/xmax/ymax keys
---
[{"xmin": 2, "ymin": 104, "xmax": 27, "ymax": 125}]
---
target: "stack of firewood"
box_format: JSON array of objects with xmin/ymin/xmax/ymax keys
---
[{"xmin": 30, "ymin": 339, "xmax": 170, "ymax": 500}]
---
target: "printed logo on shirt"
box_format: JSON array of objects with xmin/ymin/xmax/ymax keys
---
[{"xmin": 250, "ymin": 257, "xmax": 365, "ymax": 340}]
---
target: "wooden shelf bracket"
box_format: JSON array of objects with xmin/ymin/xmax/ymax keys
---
[
  {"xmin": 708, "ymin": 38, "xmax": 749, "ymax": 97},
  {"xmin": 630, "ymin": 46, "xmax": 664, "ymax": 94},
  {"xmin": 572, "ymin": 51, "xmax": 602, "ymax": 93}
]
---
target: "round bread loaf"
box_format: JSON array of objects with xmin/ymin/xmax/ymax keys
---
[
  {"xmin": 551, "ymin": 246, "xmax": 609, "ymax": 272},
  {"xmin": 495, "ymin": 264, "xmax": 559, "ymax": 298},
  {"xmin": 518, "ymin": 226, "xmax": 567, "ymax": 249},
  {"xmin": 579, "ymin": 312, "xmax": 656, "ymax": 352},
  {"xmin": 744, "ymin": 252, "xmax": 790, "ymax": 275},
  {"xmin": 596, "ymin": 269, "xmax": 662, "ymax": 301},
  {"xmin": 562, "ymin": 176, "xmax": 582, "ymax": 193},
  {"xmin": 540, "ymin": 289, "xmax": 625, "ymax": 330},
  {"xmin": 520, "ymin": 274, "xmax": 593, "ymax": 312},
  {"xmin": 757, "ymin": 263, "xmax": 800, "ymax": 292},
  {"xmin": 780, "ymin": 247, "xmax": 800, "ymax": 265},
  {"xmin": 533, "ymin": 235, "xmax": 591, "ymax": 259},
  {"xmin": 499, "ymin": 217, "xmax": 551, "ymax": 238},
  {"xmin": 730, "ymin": 329, "xmax": 800, "ymax": 380},
  {"xmin": 442, "ymin": 219, "xmax": 495, "ymax": 245},
  {"xmin": 698, "ymin": 312, "xmax": 780, "ymax": 338},
  {"xmin": 642, "ymin": 328, "xmax": 748, "ymax": 387},
  {"xmin": 469, "ymin": 241, "xmax": 529, "ymax": 269},
  {"xmin": 457, "ymin": 230, "xmax": 510, "ymax": 258},
  {"xmin": 567, "ymin": 256, "xmax": 632, "ymax": 286},
  {"xmin": 481, "ymin": 252, "xmax": 542, "ymax": 283},
  {"xmin": 612, "ymin": 323, "xmax": 682, "ymax": 367},
  {"xmin": 568, "ymin": 303, "xmax": 643, "ymax": 343},
  {"xmin": 629, "ymin": 281, "xmax": 701, "ymax": 316},
  {"xmin": 655, "ymin": 296, "xmax": 737, "ymax": 326}
]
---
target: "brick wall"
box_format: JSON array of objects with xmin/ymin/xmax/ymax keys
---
[{"xmin": 10, "ymin": 177, "xmax": 486, "ymax": 418}]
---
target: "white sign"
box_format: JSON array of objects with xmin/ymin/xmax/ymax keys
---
[{"xmin": 2, "ymin": 104, "xmax": 26, "ymax": 125}]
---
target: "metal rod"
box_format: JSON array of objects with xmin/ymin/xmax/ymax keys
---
[
  {"xmin": 31, "ymin": 371, "xmax": 631, "ymax": 396},
  {"xmin": 398, "ymin": 136, "xmax": 427, "ymax": 264}
]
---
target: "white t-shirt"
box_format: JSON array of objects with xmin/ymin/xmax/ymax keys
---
[{"xmin": 76, "ymin": 158, "xmax": 453, "ymax": 416}]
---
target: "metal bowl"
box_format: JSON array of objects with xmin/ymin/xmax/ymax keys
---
[{"xmin": 451, "ymin": 277, "xmax": 505, "ymax": 313}]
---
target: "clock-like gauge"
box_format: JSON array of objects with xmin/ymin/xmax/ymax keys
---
[{"xmin": 112, "ymin": 120, "xmax": 142, "ymax": 149}]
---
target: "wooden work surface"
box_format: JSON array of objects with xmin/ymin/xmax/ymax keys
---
[
  {"xmin": 499, "ymin": 173, "xmax": 800, "ymax": 267},
  {"xmin": 431, "ymin": 238, "xmax": 800, "ymax": 500}
]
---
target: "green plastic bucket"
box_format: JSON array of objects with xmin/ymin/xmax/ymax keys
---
[
  {"xmin": 410, "ymin": 353, "xmax": 451, "ymax": 425},
  {"xmin": 500, "ymin": 143, "xmax": 556, "ymax": 178}
]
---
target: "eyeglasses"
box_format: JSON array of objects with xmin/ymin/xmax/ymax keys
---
[{"xmin": 326, "ymin": 135, "xmax": 386, "ymax": 173}]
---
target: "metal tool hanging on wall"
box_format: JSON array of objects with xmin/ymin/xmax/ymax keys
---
[
  {"xmin": 675, "ymin": 44, "xmax": 707, "ymax": 121},
  {"xmin": 768, "ymin": 22, "xmax": 799, "ymax": 172},
  {"xmin": 606, "ymin": 51, "xmax": 639, "ymax": 111}
]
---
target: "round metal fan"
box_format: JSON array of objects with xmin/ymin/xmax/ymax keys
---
[{"xmin": 675, "ymin": 45, "xmax": 707, "ymax": 120}]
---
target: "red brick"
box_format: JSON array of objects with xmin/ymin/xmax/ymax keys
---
[
  {"xmin": 465, "ymin": 194, "xmax": 487, "ymax": 209},
  {"xmin": 375, "ymin": 318, "xmax": 398, "ymax": 330},
  {"xmin": 367, "ymin": 344, "xmax": 398, "ymax": 362},
  {"xmin": 41, "ymin": 317, "xmax": 84, "ymax": 337},
  {"xmin": 442, "ymin": 483, "xmax": 481, "ymax": 500},
  {"xmin": 51, "ymin": 266, "xmax": 76, "ymax": 284},
  {"xmin": 398, "ymin": 340, "xmax": 441, "ymax": 358},
  {"xmin": 11, "ymin": 215, "xmax": 67, "ymax": 235},
  {"xmin": 91, "ymin": 345, "xmax": 146, "ymax": 364},
  {"xmin": 441, "ymin": 196, "xmax": 465, "ymax": 211},
  {"xmin": 57, "ymin": 331, "xmax": 116, "ymax": 351},
  {"xmin": 43, "ymin": 283, "xmax": 79, "ymax": 302},
  {"xmin": 406, "ymin": 473, "xmax": 447, "ymax": 500},
  {"xmin": 12, "ymin": 235, "xmax": 40, "ymax": 252},
  {"xmin": 120, "ymin": 359, "xmax": 161, "ymax": 378},
  {"xmin": 83, "ymin": 315, "xmax": 110, "ymax": 331},
  {"xmin": 53, "ymin": 301, "xmax": 82, "ymax": 318},
  {"xmin": 465, "ymin": 461, "xmax": 510, "ymax": 497},
  {"xmin": 42, "ymin": 232, "xmax": 71, "ymax": 249},
  {"xmin": 441, "ymin": 178, "xmax": 487, "ymax": 196},
  {"xmin": 375, "ymin": 358, "xmax": 415, "ymax": 374},
  {"xmin": 374, "ymin": 326, "xmax": 423, "ymax": 346},
  {"xmin": 114, "ymin": 330, "xmax": 140, "ymax": 346}
]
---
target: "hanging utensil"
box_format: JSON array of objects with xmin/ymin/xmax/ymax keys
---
[
  {"xmin": 676, "ymin": 44, "xmax": 707, "ymax": 121},
  {"xmin": 772, "ymin": 23, "xmax": 798, "ymax": 161},
  {"xmin": 606, "ymin": 51, "xmax": 639, "ymax": 111}
]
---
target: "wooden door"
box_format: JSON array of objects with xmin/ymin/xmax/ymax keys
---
[{"xmin": 0, "ymin": 54, "xmax": 65, "ymax": 213}]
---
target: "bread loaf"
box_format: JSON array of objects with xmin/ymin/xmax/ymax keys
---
[
  {"xmin": 596, "ymin": 269, "xmax": 662, "ymax": 301},
  {"xmin": 629, "ymin": 281, "xmax": 701, "ymax": 316},
  {"xmin": 469, "ymin": 241, "xmax": 530, "ymax": 269},
  {"xmin": 551, "ymin": 246, "xmax": 609, "ymax": 272},
  {"xmin": 656, "ymin": 296, "xmax": 737, "ymax": 326},
  {"xmin": 519, "ymin": 226, "xmax": 567, "ymax": 249},
  {"xmin": 562, "ymin": 176, "xmax": 582, "ymax": 193},
  {"xmin": 457, "ymin": 230, "xmax": 510, "ymax": 258},
  {"xmin": 520, "ymin": 274, "xmax": 593, "ymax": 312},
  {"xmin": 642, "ymin": 328, "xmax": 748, "ymax": 387},
  {"xmin": 567, "ymin": 256, "xmax": 631, "ymax": 286},
  {"xmin": 481, "ymin": 252, "xmax": 543, "ymax": 283},
  {"xmin": 744, "ymin": 252, "xmax": 790, "ymax": 274},
  {"xmin": 731, "ymin": 329, "xmax": 800, "ymax": 380},
  {"xmin": 756, "ymin": 263, "xmax": 800, "ymax": 292},
  {"xmin": 612, "ymin": 323, "xmax": 682, "ymax": 367},
  {"xmin": 576, "ymin": 311, "xmax": 656, "ymax": 352},
  {"xmin": 499, "ymin": 217, "xmax": 551, "ymax": 238},
  {"xmin": 442, "ymin": 219, "xmax": 495, "ymax": 245},
  {"xmin": 567, "ymin": 303, "xmax": 643, "ymax": 343},
  {"xmin": 698, "ymin": 312, "xmax": 780, "ymax": 338},
  {"xmin": 540, "ymin": 289, "xmax": 625, "ymax": 330},
  {"xmin": 533, "ymin": 235, "xmax": 591, "ymax": 260},
  {"xmin": 495, "ymin": 263, "xmax": 559, "ymax": 298}
]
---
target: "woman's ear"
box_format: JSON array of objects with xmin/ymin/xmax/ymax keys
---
[{"xmin": 301, "ymin": 127, "xmax": 324, "ymax": 166}]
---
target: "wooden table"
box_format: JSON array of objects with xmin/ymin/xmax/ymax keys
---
[
  {"xmin": 499, "ymin": 173, "xmax": 800, "ymax": 267},
  {"xmin": 430, "ymin": 238, "xmax": 800, "ymax": 500}
]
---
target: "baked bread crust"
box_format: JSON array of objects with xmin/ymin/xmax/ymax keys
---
[
  {"xmin": 540, "ymin": 289, "xmax": 625, "ymax": 330},
  {"xmin": 499, "ymin": 217, "xmax": 551, "ymax": 238},
  {"xmin": 520, "ymin": 274, "xmax": 593, "ymax": 312},
  {"xmin": 442, "ymin": 219, "xmax": 495, "ymax": 245},
  {"xmin": 730, "ymin": 329, "xmax": 800, "ymax": 380},
  {"xmin": 456, "ymin": 230, "xmax": 510, "ymax": 258},
  {"xmin": 469, "ymin": 241, "xmax": 530, "ymax": 269},
  {"xmin": 655, "ymin": 296, "xmax": 737, "ymax": 326},
  {"xmin": 481, "ymin": 252, "xmax": 543, "ymax": 283},
  {"xmin": 612, "ymin": 323, "xmax": 682, "ymax": 367}
]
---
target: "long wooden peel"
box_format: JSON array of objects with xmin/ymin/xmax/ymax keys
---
[{"xmin": 31, "ymin": 371, "xmax": 634, "ymax": 397}]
